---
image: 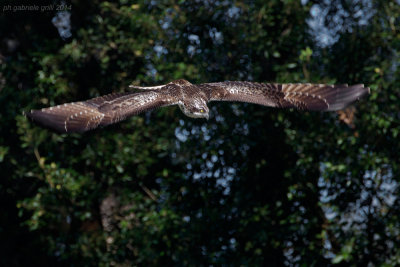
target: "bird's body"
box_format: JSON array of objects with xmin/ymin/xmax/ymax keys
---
[
  {"xmin": 172, "ymin": 80, "xmax": 210, "ymax": 119},
  {"xmin": 26, "ymin": 79, "xmax": 369, "ymax": 133}
]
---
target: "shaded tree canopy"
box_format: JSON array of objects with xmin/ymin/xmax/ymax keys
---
[{"xmin": 0, "ymin": 0, "xmax": 399, "ymax": 266}]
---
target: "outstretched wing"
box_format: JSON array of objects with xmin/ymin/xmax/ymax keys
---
[
  {"xmin": 198, "ymin": 81, "xmax": 369, "ymax": 111},
  {"xmin": 26, "ymin": 90, "xmax": 177, "ymax": 133}
]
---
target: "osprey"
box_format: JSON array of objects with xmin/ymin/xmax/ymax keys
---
[{"xmin": 26, "ymin": 80, "xmax": 369, "ymax": 133}]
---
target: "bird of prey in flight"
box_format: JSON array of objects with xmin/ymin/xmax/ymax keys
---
[{"xmin": 26, "ymin": 79, "xmax": 369, "ymax": 133}]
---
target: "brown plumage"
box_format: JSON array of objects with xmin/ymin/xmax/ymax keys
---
[{"xmin": 26, "ymin": 80, "xmax": 369, "ymax": 133}]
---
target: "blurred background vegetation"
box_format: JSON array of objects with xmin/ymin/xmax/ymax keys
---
[{"xmin": 1, "ymin": 0, "xmax": 400, "ymax": 265}]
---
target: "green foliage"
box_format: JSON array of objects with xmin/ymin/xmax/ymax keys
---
[{"xmin": 1, "ymin": 0, "xmax": 400, "ymax": 266}]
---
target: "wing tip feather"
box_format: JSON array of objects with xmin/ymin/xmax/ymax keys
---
[
  {"xmin": 25, "ymin": 109, "xmax": 65, "ymax": 133},
  {"xmin": 26, "ymin": 109, "xmax": 88, "ymax": 134},
  {"xmin": 326, "ymin": 84, "xmax": 370, "ymax": 111}
]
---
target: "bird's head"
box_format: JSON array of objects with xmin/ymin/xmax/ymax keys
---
[{"xmin": 179, "ymin": 98, "xmax": 209, "ymax": 120}]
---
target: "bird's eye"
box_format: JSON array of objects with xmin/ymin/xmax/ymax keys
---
[{"xmin": 200, "ymin": 109, "xmax": 204, "ymax": 113}]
